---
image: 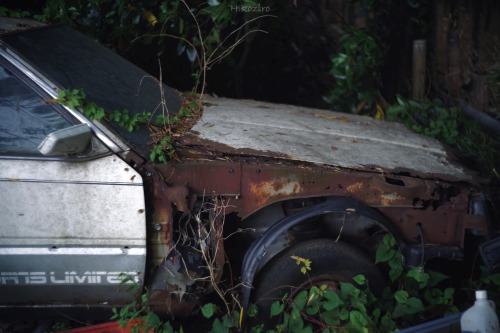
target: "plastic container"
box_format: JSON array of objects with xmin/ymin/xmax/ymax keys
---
[{"xmin": 461, "ymin": 290, "xmax": 500, "ymax": 333}]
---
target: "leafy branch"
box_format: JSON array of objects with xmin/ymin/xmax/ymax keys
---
[
  {"xmin": 386, "ymin": 95, "xmax": 499, "ymax": 179},
  {"xmin": 133, "ymin": 0, "xmax": 272, "ymax": 97},
  {"xmin": 261, "ymin": 234, "xmax": 457, "ymax": 332},
  {"xmin": 51, "ymin": 88, "xmax": 200, "ymax": 163}
]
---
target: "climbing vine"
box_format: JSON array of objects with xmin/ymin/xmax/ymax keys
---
[
  {"xmin": 254, "ymin": 234, "xmax": 457, "ymax": 333},
  {"xmin": 52, "ymin": 88, "xmax": 201, "ymax": 162}
]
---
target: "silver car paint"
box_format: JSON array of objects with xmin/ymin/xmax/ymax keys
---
[{"xmin": 0, "ymin": 154, "xmax": 147, "ymax": 305}]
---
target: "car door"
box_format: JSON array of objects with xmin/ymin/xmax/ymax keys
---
[{"xmin": 0, "ymin": 51, "xmax": 146, "ymax": 309}]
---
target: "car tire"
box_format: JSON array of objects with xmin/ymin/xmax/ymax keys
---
[{"xmin": 251, "ymin": 238, "xmax": 385, "ymax": 328}]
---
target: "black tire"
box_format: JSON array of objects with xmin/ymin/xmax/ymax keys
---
[{"xmin": 251, "ymin": 239, "xmax": 385, "ymax": 325}]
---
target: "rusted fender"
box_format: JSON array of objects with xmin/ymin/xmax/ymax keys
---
[{"xmin": 238, "ymin": 196, "xmax": 404, "ymax": 329}]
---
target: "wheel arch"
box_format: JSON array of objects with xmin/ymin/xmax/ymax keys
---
[{"xmin": 238, "ymin": 196, "xmax": 406, "ymax": 327}]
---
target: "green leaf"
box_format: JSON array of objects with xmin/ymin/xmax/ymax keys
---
[
  {"xmin": 339, "ymin": 307, "xmax": 349, "ymax": 320},
  {"xmin": 427, "ymin": 271, "xmax": 449, "ymax": 287},
  {"xmin": 389, "ymin": 263, "xmax": 404, "ymax": 282},
  {"xmin": 405, "ymin": 297, "xmax": 425, "ymax": 314},
  {"xmin": 247, "ymin": 303, "xmax": 259, "ymax": 318},
  {"xmin": 394, "ymin": 290, "xmax": 408, "ymax": 303},
  {"xmin": 201, "ymin": 303, "xmax": 218, "ymax": 318},
  {"xmin": 323, "ymin": 290, "xmax": 344, "ymax": 310},
  {"xmin": 349, "ymin": 310, "xmax": 368, "ymax": 327},
  {"xmin": 380, "ymin": 312, "xmax": 397, "ymax": 331},
  {"xmin": 407, "ymin": 268, "xmax": 429, "ymax": 288},
  {"xmin": 375, "ymin": 246, "xmax": 395, "ymax": 264},
  {"xmin": 353, "ymin": 274, "xmax": 367, "ymax": 285},
  {"xmin": 222, "ymin": 314, "xmax": 236, "ymax": 328},
  {"xmin": 291, "ymin": 306, "xmax": 302, "ymax": 320},
  {"xmin": 305, "ymin": 300, "xmax": 320, "ymax": 316},
  {"xmin": 270, "ymin": 300, "xmax": 284, "ymax": 318},
  {"xmin": 322, "ymin": 310, "xmax": 340, "ymax": 326},
  {"xmin": 58, "ymin": 90, "xmax": 67, "ymax": 99},
  {"xmin": 293, "ymin": 290, "xmax": 308, "ymax": 310},
  {"xmin": 305, "ymin": 287, "xmax": 320, "ymax": 315},
  {"xmin": 394, "ymin": 296, "xmax": 425, "ymax": 317},
  {"xmin": 209, "ymin": 318, "xmax": 227, "ymax": 333},
  {"xmin": 288, "ymin": 310, "xmax": 305, "ymax": 333},
  {"xmin": 444, "ymin": 287, "xmax": 454, "ymax": 299},
  {"xmin": 340, "ymin": 282, "xmax": 356, "ymax": 299}
]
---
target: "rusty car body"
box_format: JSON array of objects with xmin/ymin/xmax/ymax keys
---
[{"xmin": 0, "ymin": 22, "xmax": 497, "ymax": 322}]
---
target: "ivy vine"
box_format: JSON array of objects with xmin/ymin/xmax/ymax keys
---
[{"xmin": 53, "ymin": 88, "xmax": 201, "ymax": 163}]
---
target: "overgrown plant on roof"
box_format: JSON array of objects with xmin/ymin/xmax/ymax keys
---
[
  {"xmin": 52, "ymin": 88, "xmax": 201, "ymax": 163},
  {"xmin": 386, "ymin": 95, "xmax": 499, "ymax": 180}
]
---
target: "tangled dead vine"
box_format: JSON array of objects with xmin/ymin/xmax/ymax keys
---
[{"xmin": 169, "ymin": 194, "xmax": 245, "ymax": 317}]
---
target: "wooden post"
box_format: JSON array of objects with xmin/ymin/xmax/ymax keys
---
[
  {"xmin": 472, "ymin": 73, "xmax": 489, "ymax": 111},
  {"xmin": 434, "ymin": 0, "xmax": 448, "ymax": 74},
  {"xmin": 412, "ymin": 40, "xmax": 427, "ymax": 100},
  {"xmin": 447, "ymin": 31, "xmax": 461, "ymax": 95}
]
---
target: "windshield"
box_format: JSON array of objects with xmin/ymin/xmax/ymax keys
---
[{"xmin": 0, "ymin": 61, "xmax": 75, "ymax": 155}]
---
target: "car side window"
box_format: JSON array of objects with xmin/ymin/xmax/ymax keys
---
[{"xmin": 0, "ymin": 63, "xmax": 74, "ymax": 155}]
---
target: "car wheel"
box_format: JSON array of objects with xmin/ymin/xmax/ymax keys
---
[{"xmin": 251, "ymin": 238, "xmax": 385, "ymax": 328}]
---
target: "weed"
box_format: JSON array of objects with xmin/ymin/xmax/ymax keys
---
[
  {"xmin": 386, "ymin": 95, "xmax": 499, "ymax": 179},
  {"xmin": 386, "ymin": 95, "xmax": 459, "ymax": 144},
  {"xmin": 108, "ymin": 233, "xmax": 500, "ymax": 333},
  {"xmin": 51, "ymin": 88, "xmax": 200, "ymax": 163},
  {"xmin": 324, "ymin": 27, "xmax": 383, "ymax": 115},
  {"xmin": 258, "ymin": 234, "xmax": 457, "ymax": 332},
  {"xmin": 290, "ymin": 256, "xmax": 312, "ymax": 275}
]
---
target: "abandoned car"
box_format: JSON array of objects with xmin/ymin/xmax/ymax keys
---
[{"xmin": 0, "ymin": 23, "xmax": 498, "ymax": 324}]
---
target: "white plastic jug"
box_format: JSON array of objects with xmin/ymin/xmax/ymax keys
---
[{"xmin": 461, "ymin": 290, "xmax": 500, "ymax": 333}]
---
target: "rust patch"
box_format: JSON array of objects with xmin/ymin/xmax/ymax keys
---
[
  {"xmin": 176, "ymin": 133, "xmax": 297, "ymax": 160},
  {"xmin": 156, "ymin": 160, "xmax": 242, "ymax": 196},
  {"xmin": 249, "ymin": 178, "xmax": 302, "ymax": 207},
  {"xmin": 152, "ymin": 158, "xmax": 477, "ymax": 251},
  {"xmin": 346, "ymin": 182, "xmax": 364, "ymax": 193},
  {"xmin": 380, "ymin": 193, "xmax": 405, "ymax": 206}
]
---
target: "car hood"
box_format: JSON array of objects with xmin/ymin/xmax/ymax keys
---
[{"xmin": 179, "ymin": 96, "xmax": 473, "ymax": 182}]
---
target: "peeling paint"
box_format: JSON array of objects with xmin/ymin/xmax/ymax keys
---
[
  {"xmin": 346, "ymin": 182, "xmax": 364, "ymax": 193},
  {"xmin": 249, "ymin": 178, "xmax": 302, "ymax": 207},
  {"xmin": 381, "ymin": 193, "xmax": 404, "ymax": 206}
]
